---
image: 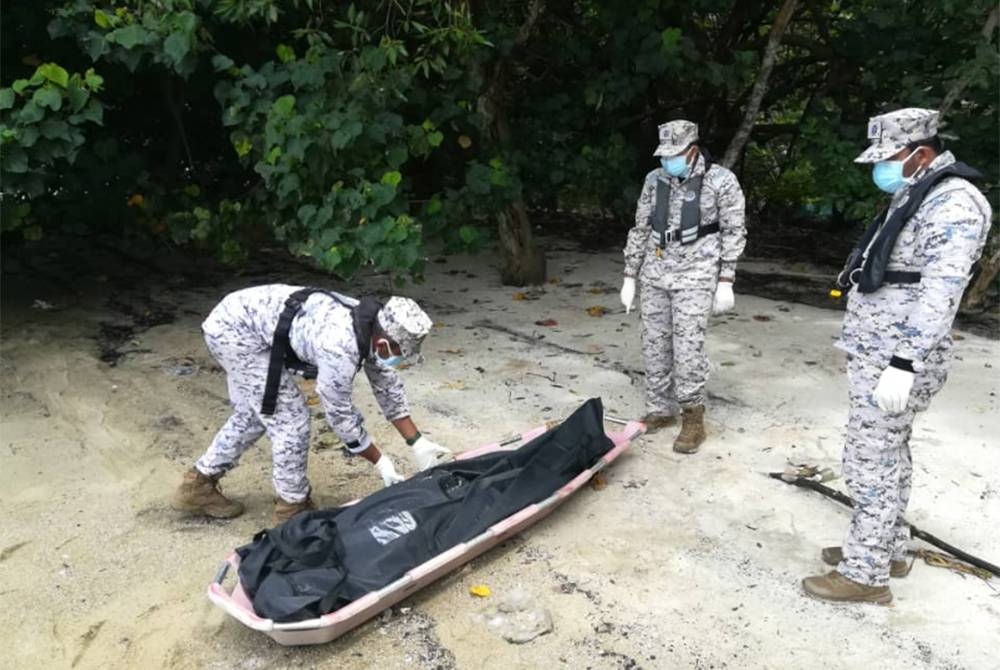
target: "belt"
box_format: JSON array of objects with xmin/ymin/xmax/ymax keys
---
[
  {"xmin": 882, "ymin": 270, "xmax": 921, "ymax": 284},
  {"xmin": 657, "ymin": 222, "xmax": 720, "ymax": 247}
]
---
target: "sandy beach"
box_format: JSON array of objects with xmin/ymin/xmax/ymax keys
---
[{"xmin": 2, "ymin": 240, "xmax": 998, "ymax": 670}]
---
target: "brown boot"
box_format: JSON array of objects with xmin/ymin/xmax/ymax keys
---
[
  {"xmin": 672, "ymin": 405, "xmax": 705, "ymax": 454},
  {"xmin": 639, "ymin": 413, "xmax": 677, "ymax": 434},
  {"xmin": 170, "ymin": 468, "xmax": 245, "ymax": 519},
  {"xmin": 821, "ymin": 546, "xmax": 913, "ymax": 578},
  {"xmin": 802, "ymin": 570, "xmax": 892, "ymax": 604},
  {"xmin": 273, "ymin": 495, "xmax": 317, "ymax": 525}
]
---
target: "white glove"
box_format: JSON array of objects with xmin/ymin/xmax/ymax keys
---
[
  {"xmin": 873, "ymin": 366, "xmax": 915, "ymax": 413},
  {"xmin": 712, "ymin": 281, "xmax": 735, "ymax": 315},
  {"xmin": 411, "ymin": 435, "xmax": 454, "ymax": 470},
  {"xmin": 375, "ymin": 455, "xmax": 405, "ymax": 487},
  {"xmin": 620, "ymin": 277, "xmax": 636, "ymax": 314}
]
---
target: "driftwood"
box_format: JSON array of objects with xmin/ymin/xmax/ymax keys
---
[{"xmin": 768, "ymin": 472, "xmax": 1000, "ymax": 579}]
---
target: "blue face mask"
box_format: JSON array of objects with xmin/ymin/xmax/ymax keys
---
[
  {"xmin": 661, "ymin": 154, "xmax": 690, "ymax": 178},
  {"xmin": 872, "ymin": 149, "xmax": 919, "ymax": 194},
  {"xmin": 372, "ymin": 338, "xmax": 404, "ymax": 368}
]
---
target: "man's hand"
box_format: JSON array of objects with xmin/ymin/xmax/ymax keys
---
[
  {"xmin": 411, "ymin": 436, "xmax": 454, "ymax": 470},
  {"xmin": 873, "ymin": 366, "xmax": 915, "ymax": 413},
  {"xmin": 375, "ymin": 455, "xmax": 405, "ymax": 487},
  {"xmin": 712, "ymin": 280, "xmax": 735, "ymax": 315},
  {"xmin": 620, "ymin": 277, "xmax": 636, "ymax": 314}
]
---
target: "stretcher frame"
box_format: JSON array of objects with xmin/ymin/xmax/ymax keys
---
[{"xmin": 207, "ymin": 416, "xmax": 644, "ymax": 646}]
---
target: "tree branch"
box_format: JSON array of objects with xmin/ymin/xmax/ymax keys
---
[
  {"xmin": 722, "ymin": 0, "xmax": 800, "ymax": 168},
  {"xmin": 940, "ymin": 6, "xmax": 1000, "ymax": 119}
]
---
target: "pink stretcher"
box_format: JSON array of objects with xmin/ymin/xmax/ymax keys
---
[{"xmin": 207, "ymin": 416, "xmax": 644, "ymax": 646}]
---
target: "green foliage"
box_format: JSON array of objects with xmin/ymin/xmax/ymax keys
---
[
  {"xmin": 2, "ymin": 0, "xmax": 996, "ymax": 276},
  {"xmin": 1, "ymin": 62, "xmax": 105, "ymax": 236}
]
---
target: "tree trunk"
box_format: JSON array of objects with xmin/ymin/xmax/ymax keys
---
[
  {"xmin": 940, "ymin": 6, "xmax": 999, "ymax": 119},
  {"xmin": 721, "ymin": 0, "xmax": 799, "ymax": 168},
  {"xmin": 474, "ymin": 0, "xmax": 547, "ymax": 286},
  {"xmin": 961, "ymin": 247, "xmax": 1000, "ymax": 311}
]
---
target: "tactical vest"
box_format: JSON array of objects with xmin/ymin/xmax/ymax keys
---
[
  {"xmin": 649, "ymin": 153, "xmax": 721, "ymax": 248},
  {"xmin": 837, "ymin": 162, "xmax": 982, "ymax": 294},
  {"xmin": 261, "ymin": 289, "xmax": 382, "ymax": 415}
]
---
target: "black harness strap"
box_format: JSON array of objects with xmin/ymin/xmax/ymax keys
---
[
  {"xmin": 260, "ymin": 289, "xmax": 384, "ymax": 416},
  {"xmin": 261, "ymin": 289, "xmax": 319, "ymax": 416}
]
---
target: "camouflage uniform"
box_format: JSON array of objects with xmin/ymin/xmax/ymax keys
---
[
  {"xmin": 195, "ymin": 285, "xmax": 418, "ymax": 503},
  {"xmin": 834, "ymin": 109, "xmax": 993, "ymax": 586},
  {"xmin": 624, "ymin": 120, "xmax": 747, "ymax": 414}
]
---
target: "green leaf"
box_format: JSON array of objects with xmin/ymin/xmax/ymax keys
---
[
  {"xmin": 273, "ymin": 95, "xmax": 296, "ymax": 116},
  {"xmin": 12, "ymin": 79, "xmax": 30, "ymax": 95},
  {"xmin": 661, "ymin": 27, "xmax": 682, "ymax": 52},
  {"xmin": 66, "ymin": 85, "xmax": 88, "ymax": 112},
  {"xmin": 266, "ymin": 146, "xmax": 282, "ymax": 164},
  {"xmin": 79, "ymin": 99, "xmax": 104, "ymax": 125},
  {"xmin": 427, "ymin": 130, "xmax": 443, "ymax": 147},
  {"xmin": 18, "ymin": 126, "xmax": 40, "ymax": 148},
  {"xmin": 276, "ymin": 44, "xmax": 296, "ymax": 63},
  {"xmin": 33, "ymin": 87, "xmax": 62, "ymax": 111},
  {"xmin": 83, "ymin": 34, "xmax": 110, "ymax": 62},
  {"xmin": 233, "ymin": 136, "xmax": 253, "ymax": 157},
  {"xmin": 94, "ymin": 9, "xmax": 112, "ymax": 29},
  {"xmin": 40, "ymin": 119, "xmax": 70, "ymax": 141},
  {"xmin": 381, "ymin": 171, "xmax": 402, "ymax": 187},
  {"xmin": 0, "ymin": 89, "xmax": 14, "ymax": 110},
  {"xmin": 18, "ymin": 101, "xmax": 44, "ymax": 124},
  {"xmin": 164, "ymin": 32, "xmax": 192, "ymax": 69},
  {"xmin": 3, "ymin": 148, "xmax": 28, "ymax": 173},
  {"xmin": 23, "ymin": 225, "xmax": 44, "ymax": 241},
  {"xmin": 212, "ymin": 54, "xmax": 235, "ymax": 72},
  {"xmin": 110, "ymin": 24, "xmax": 148, "ymax": 50},
  {"xmin": 458, "ymin": 225, "xmax": 478, "ymax": 244},
  {"xmin": 37, "ymin": 63, "xmax": 70, "ymax": 88}
]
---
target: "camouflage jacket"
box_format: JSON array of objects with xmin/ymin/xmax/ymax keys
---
[
  {"xmin": 203, "ymin": 284, "xmax": 409, "ymax": 451},
  {"xmin": 623, "ymin": 153, "xmax": 747, "ymax": 289},
  {"xmin": 836, "ymin": 152, "xmax": 993, "ymax": 370}
]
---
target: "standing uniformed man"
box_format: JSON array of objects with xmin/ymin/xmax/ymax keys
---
[
  {"xmin": 170, "ymin": 285, "xmax": 453, "ymax": 524},
  {"xmin": 802, "ymin": 108, "xmax": 993, "ymax": 603},
  {"xmin": 620, "ymin": 120, "xmax": 747, "ymax": 453}
]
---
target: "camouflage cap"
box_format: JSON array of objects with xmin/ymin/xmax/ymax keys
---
[
  {"xmin": 377, "ymin": 297, "xmax": 432, "ymax": 357},
  {"xmin": 653, "ymin": 120, "xmax": 699, "ymax": 157},
  {"xmin": 855, "ymin": 108, "xmax": 940, "ymax": 164}
]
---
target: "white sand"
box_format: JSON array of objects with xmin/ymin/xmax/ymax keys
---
[{"xmin": 2, "ymin": 242, "xmax": 998, "ymax": 670}]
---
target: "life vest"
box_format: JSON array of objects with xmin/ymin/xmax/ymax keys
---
[
  {"xmin": 650, "ymin": 150, "xmax": 721, "ymax": 248},
  {"xmin": 838, "ymin": 162, "xmax": 982, "ymax": 293}
]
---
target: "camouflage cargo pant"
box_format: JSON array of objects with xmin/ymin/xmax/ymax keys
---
[
  {"xmin": 838, "ymin": 348, "xmax": 950, "ymax": 586},
  {"xmin": 639, "ymin": 284, "xmax": 714, "ymax": 414},
  {"xmin": 194, "ymin": 331, "xmax": 312, "ymax": 503}
]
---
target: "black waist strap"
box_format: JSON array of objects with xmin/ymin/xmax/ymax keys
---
[
  {"xmin": 657, "ymin": 222, "xmax": 719, "ymax": 248},
  {"xmin": 882, "ymin": 270, "xmax": 921, "ymax": 284},
  {"xmin": 261, "ymin": 289, "xmax": 315, "ymax": 416}
]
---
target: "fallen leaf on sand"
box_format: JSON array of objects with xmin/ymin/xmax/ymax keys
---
[
  {"xmin": 548, "ymin": 278, "xmax": 560, "ymax": 285},
  {"xmin": 586, "ymin": 306, "xmax": 607, "ymax": 317},
  {"xmin": 440, "ymin": 380, "xmax": 467, "ymax": 390},
  {"xmin": 535, "ymin": 319, "xmax": 558, "ymax": 327},
  {"xmin": 470, "ymin": 585, "xmax": 492, "ymax": 598},
  {"xmin": 443, "ymin": 348, "xmax": 463, "ymax": 354},
  {"xmin": 753, "ymin": 315, "xmax": 772, "ymax": 322},
  {"xmin": 590, "ymin": 473, "xmax": 608, "ymax": 490},
  {"xmin": 513, "ymin": 292, "xmax": 527, "ymax": 301}
]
